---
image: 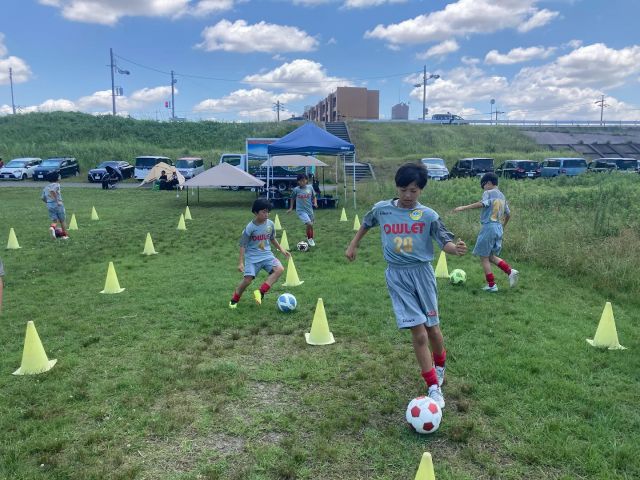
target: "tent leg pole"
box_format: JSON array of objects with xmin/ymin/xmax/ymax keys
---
[
  {"xmin": 353, "ymin": 153, "xmax": 356, "ymax": 210},
  {"xmin": 186, "ymin": 187, "xmax": 189, "ymax": 206},
  {"xmin": 198, "ymin": 187, "xmax": 200, "ymax": 203}
]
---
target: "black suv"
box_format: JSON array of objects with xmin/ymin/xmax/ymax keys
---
[
  {"xmin": 33, "ymin": 157, "xmax": 80, "ymax": 181},
  {"xmin": 495, "ymin": 160, "xmax": 540, "ymax": 179},
  {"xmin": 450, "ymin": 157, "xmax": 494, "ymax": 178}
]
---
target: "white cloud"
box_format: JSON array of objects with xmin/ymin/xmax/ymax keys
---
[
  {"xmin": 193, "ymin": 88, "xmax": 299, "ymax": 120},
  {"xmin": 0, "ymin": 33, "xmax": 33, "ymax": 85},
  {"xmin": 418, "ymin": 40, "xmax": 459, "ymax": 59},
  {"xmin": 197, "ymin": 19, "xmax": 318, "ymax": 53},
  {"xmin": 461, "ymin": 56, "xmax": 480, "ymax": 65},
  {"xmin": 38, "ymin": 0, "xmax": 235, "ymax": 26},
  {"xmin": 365, "ymin": 0, "xmax": 558, "ymax": 47},
  {"xmin": 344, "ymin": 0, "xmax": 407, "ymax": 8},
  {"xmin": 517, "ymin": 8, "xmax": 559, "ymax": 33},
  {"xmin": 243, "ymin": 59, "xmax": 352, "ymax": 96},
  {"xmin": 485, "ymin": 46, "xmax": 556, "ymax": 65},
  {"xmin": 0, "ymin": 33, "xmax": 7, "ymax": 57}
]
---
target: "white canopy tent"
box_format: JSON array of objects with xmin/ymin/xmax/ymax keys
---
[
  {"xmin": 260, "ymin": 155, "xmax": 329, "ymax": 168},
  {"xmin": 183, "ymin": 162, "xmax": 265, "ymax": 205}
]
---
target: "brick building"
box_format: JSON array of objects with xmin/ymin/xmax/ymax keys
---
[
  {"xmin": 391, "ymin": 102, "xmax": 409, "ymax": 120},
  {"xmin": 304, "ymin": 87, "xmax": 379, "ymax": 122}
]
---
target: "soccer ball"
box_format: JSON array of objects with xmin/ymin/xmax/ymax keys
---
[
  {"xmin": 449, "ymin": 268, "xmax": 467, "ymax": 286},
  {"xmin": 296, "ymin": 241, "xmax": 309, "ymax": 252},
  {"xmin": 276, "ymin": 293, "xmax": 297, "ymax": 312},
  {"xmin": 405, "ymin": 396, "xmax": 442, "ymax": 434}
]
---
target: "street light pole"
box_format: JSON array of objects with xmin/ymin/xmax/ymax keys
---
[
  {"xmin": 9, "ymin": 67, "xmax": 16, "ymax": 114},
  {"xmin": 422, "ymin": 65, "xmax": 427, "ymax": 121},
  {"xmin": 171, "ymin": 70, "xmax": 176, "ymax": 121}
]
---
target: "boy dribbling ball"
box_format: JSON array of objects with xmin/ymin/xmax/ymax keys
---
[
  {"xmin": 287, "ymin": 173, "xmax": 318, "ymax": 247},
  {"xmin": 346, "ymin": 163, "xmax": 467, "ymax": 409},
  {"xmin": 229, "ymin": 198, "xmax": 290, "ymax": 309},
  {"xmin": 453, "ymin": 172, "xmax": 519, "ymax": 292},
  {"xmin": 41, "ymin": 174, "xmax": 69, "ymax": 239}
]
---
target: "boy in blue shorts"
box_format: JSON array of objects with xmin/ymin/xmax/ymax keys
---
[
  {"xmin": 229, "ymin": 198, "xmax": 290, "ymax": 309},
  {"xmin": 287, "ymin": 173, "xmax": 318, "ymax": 246},
  {"xmin": 346, "ymin": 163, "xmax": 467, "ymax": 409},
  {"xmin": 454, "ymin": 172, "xmax": 519, "ymax": 292},
  {"xmin": 41, "ymin": 175, "xmax": 68, "ymax": 239}
]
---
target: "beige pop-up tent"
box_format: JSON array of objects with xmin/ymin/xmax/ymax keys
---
[
  {"xmin": 184, "ymin": 162, "xmax": 265, "ymax": 188},
  {"xmin": 139, "ymin": 162, "xmax": 186, "ymax": 187}
]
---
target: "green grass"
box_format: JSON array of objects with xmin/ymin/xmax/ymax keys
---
[{"xmin": 1, "ymin": 180, "xmax": 639, "ymax": 479}]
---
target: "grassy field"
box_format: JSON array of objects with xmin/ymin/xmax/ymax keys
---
[{"xmin": 1, "ymin": 175, "xmax": 639, "ymax": 479}]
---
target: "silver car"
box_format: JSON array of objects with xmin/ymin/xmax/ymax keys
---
[
  {"xmin": 0, "ymin": 157, "xmax": 42, "ymax": 180},
  {"xmin": 421, "ymin": 157, "xmax": 449, "ymax": 180}
]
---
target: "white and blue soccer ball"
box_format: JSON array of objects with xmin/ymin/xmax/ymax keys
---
[{"xmin": 277, "ymin": 293, "xmax": 297, "ymax": 312}]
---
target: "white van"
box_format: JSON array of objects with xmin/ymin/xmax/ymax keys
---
[
  {"xmin": 134, "ymin": 156, "xmax": 172, "ymax": 180},
  {"xmin": 175, "ymin": 157, "xmax": 205, "ymax": 179}
]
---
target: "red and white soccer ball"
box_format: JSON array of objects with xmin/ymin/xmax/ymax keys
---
[{"xmin": 405, "ymin": 396, "xmax": 442, "ymax": 434}]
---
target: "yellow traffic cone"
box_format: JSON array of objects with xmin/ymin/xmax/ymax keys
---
[
  {"xmin": 305, "ymin": 298, "xmax": 335, "ymax": 345},
  {"xmin": 340, "ymin": 208, "xmax": 348, "ymax": 222},
  {"xmin": 274, "ymin": 214, "xmax": 282, "ymax": 230},
  {"xmin": 434, "ymin": 251, "xmax": 449, "ymax": 279},
  {"xmin": 142, "ymin": 232, "xmax": 158, "ymax": 255},
  {"xmin": 13, "ymin": 321, "xmax": 57, "ymax": 375},
  {"xmin": 353, "ymin": 214, "xmax": 361, "ymax": 231},
  {"xmin": 6, "ymin": 228, "xmax": 21, "ymax": 249},
  {"xmin": 586, "ymin": 302, "xmax": 626, "ymax": 350},
  {"xmin": 91, "ymin": 206, "xmax": 99, "ymax": 220},
  {"xmin": 100, "ymin": 261, "xmax": 125, "ymax": 294},
  {"xmin": 68, "ymin": 213, "xmax": 78, "ymax": 230},
  {"xmin": 184, "ymin": 206, "xmax": 193, "ymax": 220},
  {"xmin": 414, "ymin": 452, "xmax": 436, "ymax": 480},
  {"xmin": 280, "ymin": 230, "xmax": 290, "ymax": 251},
  {"xmin": 177, "ymin": 214, "xmax": 187, "ymax": 230},
  {"xmin": 282, "ymin": 256, "xmax": 304, "ymax": 287}
]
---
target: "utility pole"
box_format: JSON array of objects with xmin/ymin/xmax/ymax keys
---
[
  {"xmin": 110, "ymin": 48, "xmax": 116, "ymax": 115},
  {"xmin": 273, "ymin": 100, "xmax": 284, "ymax": 121},
  {"xmin": 171, "ymin": 70, "xmax": 177, "ymax": 121},
  {"xmin": 9, "ymin": 67, "xmax": 16, "ymax": 114},
  {"xmin": 495, "ymin": 110, "xmax": 505, "ymax": 124},
  {"xmin": 422, "ymin": 65, "xmax": 427, "ymax": 121},
  {"xmin": 595, "ymin": 95, "xmax": 608, "ymax": 126}
]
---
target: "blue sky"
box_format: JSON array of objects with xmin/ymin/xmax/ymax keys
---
[{"xmin": 2, "ymin": 0, "xmax": 640, "ymax": 122}]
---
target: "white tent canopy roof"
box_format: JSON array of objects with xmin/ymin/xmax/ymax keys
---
[
  {"xmin": 184, "ymin": 162, "xmax": 265, "ymax": 187},
  {"xmin": 261, "ymin": 155, "xmax": 328, "ymax": 167}
]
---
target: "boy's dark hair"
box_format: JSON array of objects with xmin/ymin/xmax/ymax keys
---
[
  {"xmin": 252, "ymin": 198, "xmax": 272, "ymax": 213},
  {"xmin": 395, "ymin": 163, "xmax": 428, "ymax": 188},
  {"xmin": 480, "ymin": 172, "xmax": 499, "ymax": 188},
  {"xmin": 296, "ymin": 173, "xmax": 308, "ymax": 181}
]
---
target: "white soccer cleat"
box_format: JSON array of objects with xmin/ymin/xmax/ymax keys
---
[
  {"xmin": 49, "ymin": 227, "xmax": 57, "ymax": 239},
  {"xmin": 483, "ymin": 284, "xmax": 498, "ymax": 293},
  {"xmin": 435, "ymin": 365, "xmax": 446, "ymax": 387},
  {"xmin": 428, "ymin": 384, "xmax": 445, "ymax": 410},
  {"xmin": 509, "ymin": 269, "xmax": 519, "ymax": 288},
  {"xmin": 307, "ymin": 238, "xmax": 315, "ymax": 247}
]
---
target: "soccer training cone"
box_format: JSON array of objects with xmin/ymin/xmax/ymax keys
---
[
  {"xmin": 434, "ymin": 251, "xmax": 449, "ymax": 279},
  {"xmin": 12, "ymin": 321, "xmax": 57, "ymax": 375},
  {"xmin": 414, "ymin": 452, "xmax": 436, "ymax": 480},
  {"xmin": 91, "ymin": 206, "xmax": 99, "ymax": 220},
  {"xmin": 305, "ymin": 298, "xmax": 335, "ymax": 345},
  {"xmin": 353, "ymin": 214, "xmax": 361, "ymax": 231},
  {"xmin": 6, "ymin": 228, "xmax": 21, "ymax": 249},
  {"xmin": 280, "ymin": 229, "xmax": 290, "ymax": 251},
  {"xmin": 100, "ymin": 261, "xmax": 125, "ymax": 294},
  {"xmin": 274, "ymin": 214, "xmax": 282, "ymax": 230},
  {"xmin": 340, "ymin": 208, "xmax": 348, "ymax": 221},
  {"xmin": 586, "ymin": 302, "xmax": 626, "ymax": 350},
  {"xmin": 184, "ymin": 206, "xmax": 193, "ymax": 220},
  {"xmin": 282, "ymin": 256, "xmax": 304, "ymax": 287},
  {"xmin": 142, "ymin": 232, "xmax": 158, "ymax": 255},
  {"xmin": 68, "ymin": 213, "xmax": 78, "ymax": 230},
  {"xmin": 177, "ymin": 214, "xmax": 187, "ymax": 230}
]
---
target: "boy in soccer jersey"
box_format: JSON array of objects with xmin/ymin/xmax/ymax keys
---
[
  {"xmin": 345, "ymin": 163, "xmax": 467, "ymax": 409},
  {"xmin": 41, "ymin": 175, "xmax": 68, "ymax": 239},
  {"xmin": 229, "ymin": 198, "xmax": 290, "ymax": 309},
  {"xmin": 453, "ymin": 172, "xmax": 519, "ymax": 292},
  {"xmin": 287, "ymin": 173, "xmax": 318, "ymax": 246}
]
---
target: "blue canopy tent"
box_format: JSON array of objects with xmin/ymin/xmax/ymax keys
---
[{"xmin": 266, "ymin": 122, "xmax": 357, "ymax": 207}]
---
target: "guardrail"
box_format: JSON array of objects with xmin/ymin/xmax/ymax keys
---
[{"xmin": 355, "ymin": 119, "xmax": 640, "ymax": 127}]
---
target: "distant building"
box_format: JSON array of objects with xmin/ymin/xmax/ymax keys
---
[
  {"xmin": 304, "ymin": 87, "xmax": 379, "ymax": 122},
  {"xmin": 392, "ymin": 102, "xmax": 409, "ymax": 120}
]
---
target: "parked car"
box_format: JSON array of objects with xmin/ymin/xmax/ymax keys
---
[
  {"xmin": 175, "ymin": 157, "xmax": 205, "ymax": 179},
  {"xmin": 420, "ymin": 157, "xmax": 449, "ymax": 180},
  {"xmin": 450, "ymin": 157, "xmax": 495, "ymax": 178},
  {"xmin": 134, "ymin": 155, "xmax": 172, "ymax": 180},
  {"xmin": 540, "ymin": 158, "xmax": 587, "ymax": 177},
  {"xmin": 33, "ymin": 157, "xmax": 80, "ymax": 181},
  {"xmin": 495, "ymin": 160, "xmax": 540, "ymax": 179},
  {"xmin": 88, "ymin": 160, "xmax": 134, "ymax": 183},
  {"xmin": 0, "ymin": 157, "xmax": 42, "ymax": 180},
  {"xmin": 587, "ymin": 159, "xmax": 616, "ymax": 174},
  {"xmin": 595, "ymin": 157, "xmax": 637, "ymax": 173},
  {"xmin": 431, "ymin": 113, "xmax": 468, "ymax": 125}
]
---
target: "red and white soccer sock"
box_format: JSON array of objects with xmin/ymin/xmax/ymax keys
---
[
  {"xmin": 306, "ymin": 225, "xmax": 314, "ymax": 239},
  {"xmin": 231, "ymin": 292, "xmax": 241, "ymax": 303},
  {"xmin": 497, "ymin": 260, "xmax": 512, "ymax": 275},
  {"xmin": 485, "ymin": 273, "xmax": 496, "ymax": 287},
  {"xmin": 421, "ymin": 368, "xmax": 439, "ymax": 388},
  {"xmin": 433, "ymin": 350, "xmax": 446, "ymax": 368},
  {"xmin": 259, "ymin": 282, "xmax": 271, "ymax": 297}
]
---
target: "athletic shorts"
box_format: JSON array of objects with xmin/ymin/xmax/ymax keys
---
[
  {"xmin": 296, "ymin": 211, "xmax": 314, "ymax": 224},
  {"xmin": 385, "ymin": 262, "xmax": 439, "ymax": 329},
  {"xmin": 47, "ymin": 204, "xmax": 66, "ymax": 222},
  {"xmin": 473, "ymin": 223, "xmax": 503, "ymax": 257},
  {"xmin": 244, "ymin": 257, "xmax": 282, "ymax": 278},
  {"xmin": 0, "ymin": 259, "xmax": 4, "ymax": 276}
]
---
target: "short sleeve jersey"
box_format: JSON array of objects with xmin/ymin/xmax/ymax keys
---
[
  {"xmin": 42, "ymin": 183, "xmax": 62, "ymax": 207},
  {"xmin": 291, "ymin": 185, "xmax": 315, "ymax": 216},
  {"xmin": 362, "ymin": 200, "xmax": 454, "ymax": 265},
  {"xmin": 239, "ymin": 219, "xmax": 276, "ymax": 263},
  {"xmin": 480, "ymin": 189, "xmax": 510, "ymax": 224}
]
